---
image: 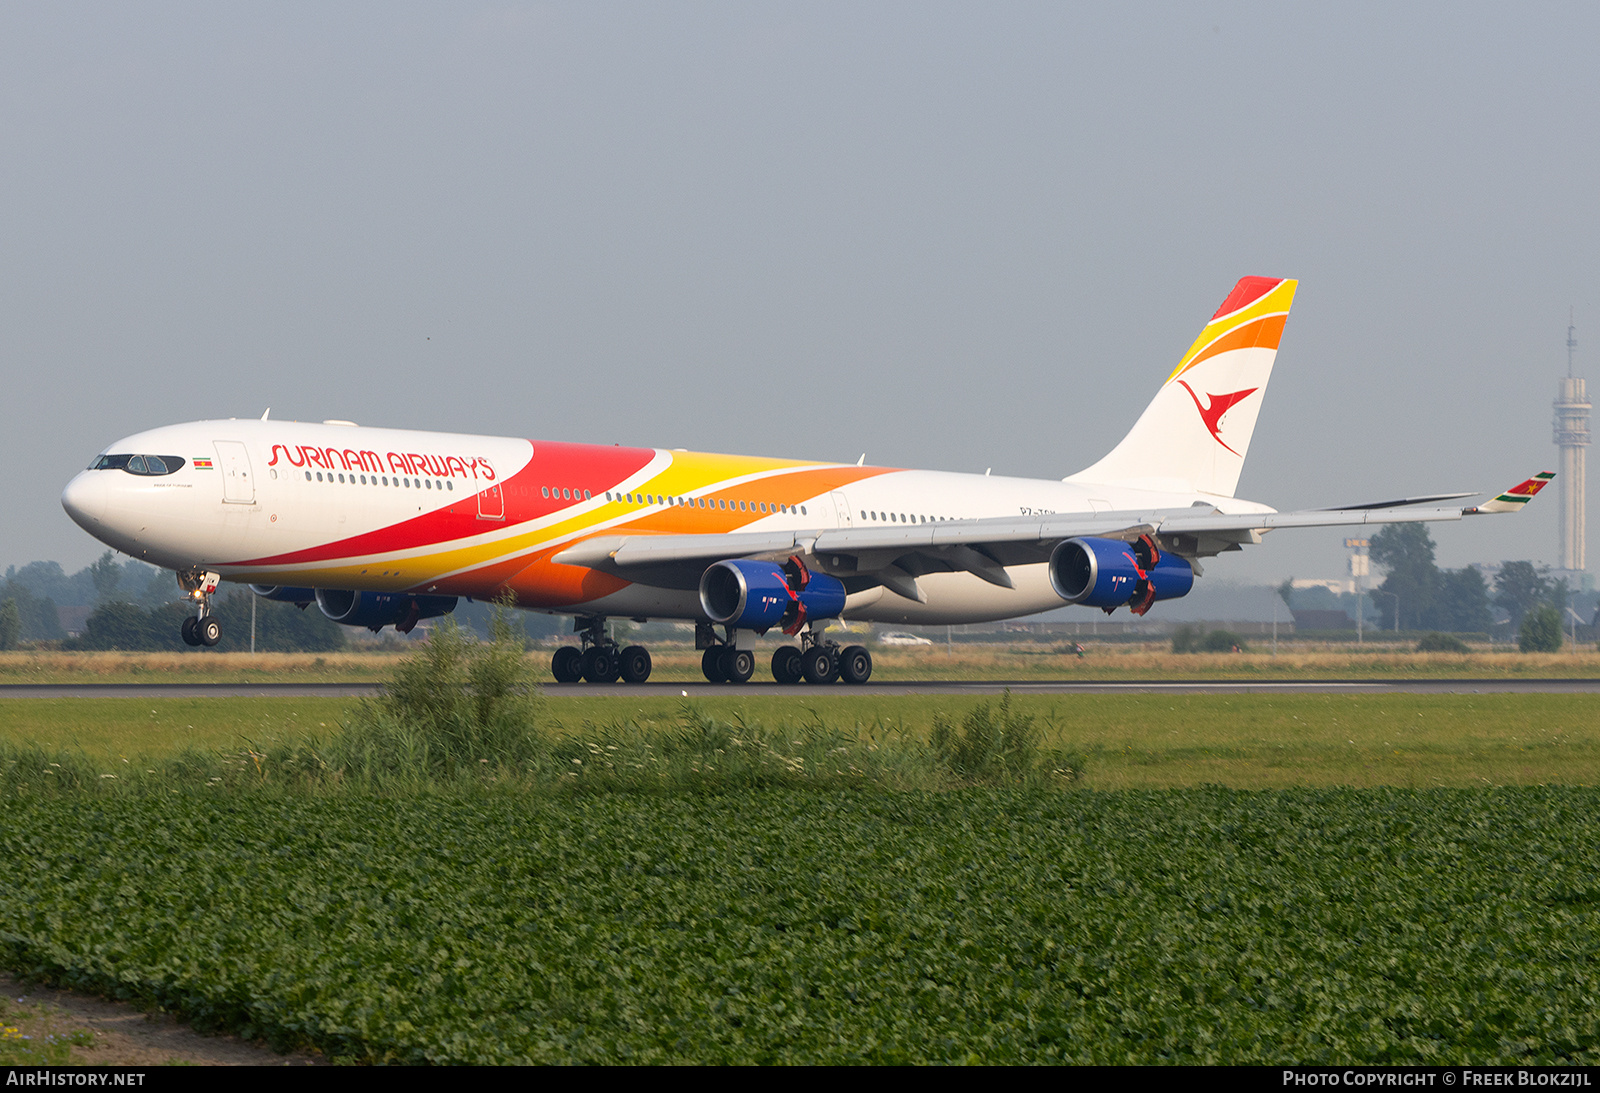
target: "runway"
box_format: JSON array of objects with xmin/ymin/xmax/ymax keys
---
[{"xmin": 4, "ymin": 678, "xmax": 1600, "ymax": 698}]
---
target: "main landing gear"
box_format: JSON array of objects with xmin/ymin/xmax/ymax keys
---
[
  {"xmin": 176, "ymin": 567, "xmax": 223, "ymax": 647},
  {"xmin": 550, "ymin": 616, "xmax": 653, "ymax": 684},
  {"xmin": 700, "ymin": 622, "xmax": 872, "ymax": 685}
]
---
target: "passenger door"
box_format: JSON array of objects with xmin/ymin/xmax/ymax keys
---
[{"xmin": 214, "ymin": 441, "xmax": 255, "ymax": 504}]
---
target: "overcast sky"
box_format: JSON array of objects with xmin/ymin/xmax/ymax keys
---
[{"xmin": 3, "ymin": 2, "xmax": 1595, "ymax": 589}]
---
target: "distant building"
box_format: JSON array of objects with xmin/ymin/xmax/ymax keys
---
[
  {"xmin": 1554, "ymin": 319, "xmax": 1589, "ymax": 579},
  {"xmin": 1290, "ymin": 608, "xmax": 1356, "ymax": 631}
]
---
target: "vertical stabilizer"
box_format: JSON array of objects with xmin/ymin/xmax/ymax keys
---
[{"xmin": 1067, "ymin": 276, "xmax": 1298, "ymax": 497}]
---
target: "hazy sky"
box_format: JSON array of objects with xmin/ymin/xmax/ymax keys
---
[{"xmin": 4, "ymin": 2, "xmax": 1596, "ymax": 588}]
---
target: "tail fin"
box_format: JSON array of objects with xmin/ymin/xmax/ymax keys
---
[{"xmin": 1068, "ymin": 276, "xmax": 1298, "ymax": 497}]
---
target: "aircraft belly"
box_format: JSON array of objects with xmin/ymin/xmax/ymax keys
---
[
  {"xmin": 847, "ymin": 565, "xmax": 1063, "ymax": 625},
  {"xmin": 565, "ymin": 585, "xmax": 703, "ymax": 619}
]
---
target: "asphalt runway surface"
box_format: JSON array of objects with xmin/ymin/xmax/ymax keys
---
[{"xmin": 5, "ymin": 679, "xmax": 1600, "ymax": 698}]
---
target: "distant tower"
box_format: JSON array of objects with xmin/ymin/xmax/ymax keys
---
[{"xmin": 1554, "ymin": 313, "xmax": 1589, "ymax": 572}]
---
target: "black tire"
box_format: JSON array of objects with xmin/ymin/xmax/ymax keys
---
[
  {"xmin": 838, "ymin": 645, "xmax": 872, "ymax": 685},
  {"xmin": 800, "ymin": 646, "xmax": 835, "ymax": 684},
  {"xmin": 701, "ymin": 647, "xmax": 726, "ymax": 683},
  {"xmin": 180, "ymin": 617, "xmax": 201, "ymax": 647},
  {"xmin": 720, "ymin": 647, "xmax": 755, "ymax": 684},
  {"xmin": 198, "ymin": 617, "xmax": 222, "ymax": 647},
  {"xmin": 770, "ymin": 645, "xmax": 802, "ymax": 684},
  {"xmin": 581, "ymin": 646, "xmax": 616, "ymax": 683},
  {"xmin": 619, "ymin": 645, "xmax": 653, "ymax": 684},
  {"xmin": 551, "ymin": 645, "xmax": 583, "ymax": 683}
]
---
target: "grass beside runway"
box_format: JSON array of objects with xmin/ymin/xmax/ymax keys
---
[
  {"xmin": 4, "ymin": 645, "xmax": 1600, "ymax": 685},
  {"xmin": 5, "ymin": 691, "xmax": 1599, "ymax": 789}
]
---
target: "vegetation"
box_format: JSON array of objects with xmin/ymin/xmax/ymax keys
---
[
  {"xmin": 1368, "ymin": 524, "xmax": 1495, "ymax": 632},
  {"xmin": 1519, "ymin": 604, "xmax": 1564, "ymax": 653},
  {"xmin": 3, "ymin": 623, "xmax": 1600, "ymax": 1063},
  {"xmin": 3, "ymin": 787, "xmax": 1600, "ymax": 1063},
  {"xmin": 0, "ymin": 997, "xmax": 94, "ymax": 1065},
  {"xmin": 1171, "ymin": 624, "xmax": 1247, "ymax": 653},
  {"xmin": 1415, "ymin": 631, "xmax": 1470, "ymax": 653},
  {"xmin": 67, "ymin": 590, "xmax": 345, "ymax": 653},
  {"xmin": 930, "ymin": 693, "xmax": 1081, "ymax": 785},
  {"xmin": 1496, "ymin": 561, "xmax": 1568, "ymax": 630},
  {"xmin": 0, "ymin": 599, "xmax": 19, "ymax": 651}
]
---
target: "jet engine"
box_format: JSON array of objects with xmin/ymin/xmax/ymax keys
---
[
  {"xmin": 314, "ymin": 589, "xmax": 458, "ymax": 633},
  {"xmin": 1049, "ymin": 535, "xmax": 1193, "ymax": 615},
  {"xmin": 699, "ymin": 556, "xmax": 846, "ymax": 634}
]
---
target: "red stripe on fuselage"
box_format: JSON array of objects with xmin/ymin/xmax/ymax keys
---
[{"xmin": 230, "ymin": 441, "xmax": 656, "ymax": 567}]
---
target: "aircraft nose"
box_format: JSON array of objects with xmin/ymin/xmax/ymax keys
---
[{"xmin": 61, "ymin": 471, "xmax": 109, "ymax": 531}]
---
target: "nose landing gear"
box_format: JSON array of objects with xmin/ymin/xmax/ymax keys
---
[{"xmin": 176, "ymin": 568, "xmax": 223, "ymax": 647}]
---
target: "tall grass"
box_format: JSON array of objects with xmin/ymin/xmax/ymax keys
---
[{"xmin": 0, "ymin": 615, "xmax": 1074, "ymax": 797}]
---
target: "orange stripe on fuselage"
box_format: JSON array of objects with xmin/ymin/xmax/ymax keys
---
[
  {"xmin": 456, "ymin": 464, "xmax": 900, "ymax": 608},
  {"xmin": 502, "ymin": 555, "xmax": 632, "ymax": 608}
]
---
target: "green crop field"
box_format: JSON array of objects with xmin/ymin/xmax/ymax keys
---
[
  {"xmin": 2, "ymin": 787, "xmax": 1598, "ymax": 1064},
  {"xmin": 4, "ymin": 637, "xmax": 1599, "ymax": 1064}
]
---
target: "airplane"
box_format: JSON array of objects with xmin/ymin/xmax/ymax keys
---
[{"xmin": 60, "ymin": 276, "xmax": 1553, "ymax": 685}]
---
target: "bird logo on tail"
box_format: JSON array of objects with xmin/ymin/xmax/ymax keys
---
[{"xmin": 1176, "ymin": 381, "xmax": 1259, "ymax": 456}]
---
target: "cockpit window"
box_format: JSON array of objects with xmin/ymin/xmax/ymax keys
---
[{"xmin": 90, "ymin": 453, "xmax": 185, "ymax": 476}]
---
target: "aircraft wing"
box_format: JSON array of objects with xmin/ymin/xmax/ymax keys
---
[{"xmin": 552, "ymin": 472, "xmax": 1554, "ymax": 596}]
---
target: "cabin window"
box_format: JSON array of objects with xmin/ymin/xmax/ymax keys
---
[{"xmin": 583, "ymin": 490, "xmax": 590, "ymax": 500}]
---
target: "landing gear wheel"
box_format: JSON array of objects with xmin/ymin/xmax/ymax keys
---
[
  {"xmin": 551, "ymin": 646, "xmax": 583, "ymax": 683},
  {"xmin": 180, "ymin": 617, "xmax": 202, "ymax": 647},
  {"xmin": 838, "ymin": 645, "xmax": 872, "ymax": 685},
  {"xmin": 719, "ymin": 647, "xmax": 756, "ymax": 684},
  {"xmin": 701, "ymin": 647, "xmax": 727, "ymax": 683},
  {"xmin": 801, "ymin": 646, "xmax": 836, "ymax": 684},
  {"xmin": 198, "ymin": 617, "xmax": 222, "ymax": 647},
  {"xmin": 619, "ymin": 645, "xmax": 653, "ymax": 684},
  {"xmin": 771, "ymin": 645, "xmax": 802, "ymax": 684},
  {"xmin": 581, "ymin": 646, "xmax": 617, "ymax": 683}
]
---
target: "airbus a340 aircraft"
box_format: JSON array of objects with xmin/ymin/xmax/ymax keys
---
[{"xmin": 62, "ymin": 277, "xmax": 1551, "ymax": 685}]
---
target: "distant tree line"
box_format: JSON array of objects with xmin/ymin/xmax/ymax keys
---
[
  {"xmin": 1278, "ymin": 524, "xmax": 1585, "ymax": 651},
  {"xmin": 66, "ymin": 590, "xmax": 346, "ymax": 652},
  {"xmin": 1, "ymin": 553, "xmax": 346, "ymax": 652}
]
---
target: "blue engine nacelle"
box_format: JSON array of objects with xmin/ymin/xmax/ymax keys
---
[
  {"xmin": 314, "ymin": 589, "xmax": 458, "ymax": 633},
  {"xmin": 249, "ymin": 584, "xmax": 316, "ymax": 606},
  {"xmin": 699, "ymin": 558, "xmax": 847, "ymax": 634},
  {"xmin": 1048, "ymin": 536, "xmax": 1194, "ymax": 614}
]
